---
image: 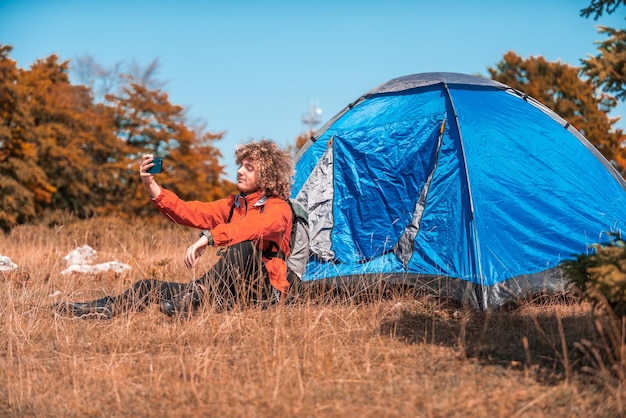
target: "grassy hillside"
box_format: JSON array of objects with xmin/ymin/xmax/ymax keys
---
[{"xmin": 0, "ymin": 217, "xmax": 623, "ymax": 417}]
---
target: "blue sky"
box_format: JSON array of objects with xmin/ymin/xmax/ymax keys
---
[{"xmin": 1, "ymin": 0, "xmax": 624, "ymax": 177}]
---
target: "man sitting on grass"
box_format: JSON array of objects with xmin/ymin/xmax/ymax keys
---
[{"xmin": 54, "ymin": 139, "xmax": 294, "ymax": 319}]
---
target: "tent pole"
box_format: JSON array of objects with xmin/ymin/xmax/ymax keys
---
[{"xmin": 442, "ymin": 82, "xmax": 487, "ymax": 309}]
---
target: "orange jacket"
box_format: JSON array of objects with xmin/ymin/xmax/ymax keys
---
[{"xmin": 152, "ymin": 188, "xmax": 292, "ymax": 295}]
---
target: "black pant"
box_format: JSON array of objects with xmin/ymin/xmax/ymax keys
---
[{"xmin": 108, "ymin": 241, "xmax": 272, "ymax": 314}]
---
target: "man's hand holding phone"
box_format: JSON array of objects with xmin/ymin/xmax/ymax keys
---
[{"xmin": 140, "ymin": 155, "xmax": 164, "ymax": 199}]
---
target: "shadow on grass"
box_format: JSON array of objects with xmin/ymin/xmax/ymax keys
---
[
  {"xmin": 299, "ymin": 280, "xmax": 610, "ymax": 385},
  {"xmin": 378, "ymin": 294, "xmax": 604, "ymax": 384}
]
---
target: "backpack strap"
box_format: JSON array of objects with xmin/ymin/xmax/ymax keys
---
[
  {"xmin": 226, "ymin": 202, "xmax": 236, "ymax": 223},
  {"xmin": 226, "ymin": 194, "xmax": 244, "ymax": 222}
]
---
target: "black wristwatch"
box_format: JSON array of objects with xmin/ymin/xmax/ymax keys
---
[{"xmin": 199, "ymin": 229, "xmax": 214, "ymax": 246}]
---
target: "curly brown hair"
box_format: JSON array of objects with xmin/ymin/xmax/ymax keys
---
[{"xmin": 234, "ymin": 139, "xmax": 293, "ymax": 200}]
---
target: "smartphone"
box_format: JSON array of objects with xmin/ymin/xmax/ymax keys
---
[{"xmin": 147, "ymin": 157, "xmax": 163, "ymax": 174}]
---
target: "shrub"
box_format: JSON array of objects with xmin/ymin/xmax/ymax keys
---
[{"xmin": 562, "ymin": 233, "xmax": 626, "ymax": 316}]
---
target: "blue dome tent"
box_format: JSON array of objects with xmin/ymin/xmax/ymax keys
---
[{"xmin": 291, "ymin": 72, "xmax": 626, "ymax": 310}]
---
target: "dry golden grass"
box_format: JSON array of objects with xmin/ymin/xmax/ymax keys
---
[{"xmin": 1, "ymin": 216, "xmax": 624, "ymax": 417}]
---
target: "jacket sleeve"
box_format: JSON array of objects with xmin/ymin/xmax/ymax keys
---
[{"xmin": 152, "ymin": 188, "xmax": 232, "ymax": 229}]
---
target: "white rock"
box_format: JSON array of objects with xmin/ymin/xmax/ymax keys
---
[
  {"xmin": 61, "ymin": 261, "xmax": 132, "ymax": 275},
  {"xmin": 63, "ymin": 245, "xmax": 97, "ymax": 266},
  {"xmin": 0, "ymin": 255, "xmax": 18, "ymax": 271},
  {"xmin": 98, "ymin": 261, "xmax": 132, "ymax": 273}
]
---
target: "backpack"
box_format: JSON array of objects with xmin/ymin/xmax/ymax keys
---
[{"xmin": 227, "ymin": 197, "xmax": 310, "ymax": 285}]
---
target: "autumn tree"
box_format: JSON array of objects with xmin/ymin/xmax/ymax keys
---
[
  {"xmin": 578, "ymin": 1, "xmax": 626, "ymax": 172},
  {"xmin": 0, "ymin": 45, "xmax": 58, "ymax": 231},
  {"xmin": 294, "ymin": 130, "xmax": 312, "ymax": 152},
  {"xmin": 71, "ymin": 56, "xmax": 230, "ymax": 216},
  {"xmin": 580, "ymin": 1, "xmax": 626, "ymax": 102},
  {"xmin": 1, "ymin": 46, "xmax": 241, "ymax": 230},
  {"xmin": 105, "ymin": 80, "xmax": 227, "ymax": 218},
  {"xmin": 72, "ymin": 55, "xmax": 165, "ymax": 103},
  {"xmin": 489, "ymin": 51, "xmax": 625, "ymax": 175},
  {"xmin": 28, "ymin": 56, "xmax": 126, "ymax": 218},
  {"xmin": 1, "ymin": 45, "xmax": 125, "ymax": 231},
  {"xmin": 582, "ymin": 26, "xmax": 626, "ymax": 102},
  {"xmin": 580, "ymin": 0, "xmax": 625, "ymax": 19}
]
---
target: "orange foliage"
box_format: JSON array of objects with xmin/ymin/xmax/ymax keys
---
[{"xmin": 0, "ymin": 44, "xmax": 231, "ymax": 231}]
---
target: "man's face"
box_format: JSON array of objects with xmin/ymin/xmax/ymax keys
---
[{"xmin": 236, "ymin": 158, "xmax": 260, "ymax": 194}]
